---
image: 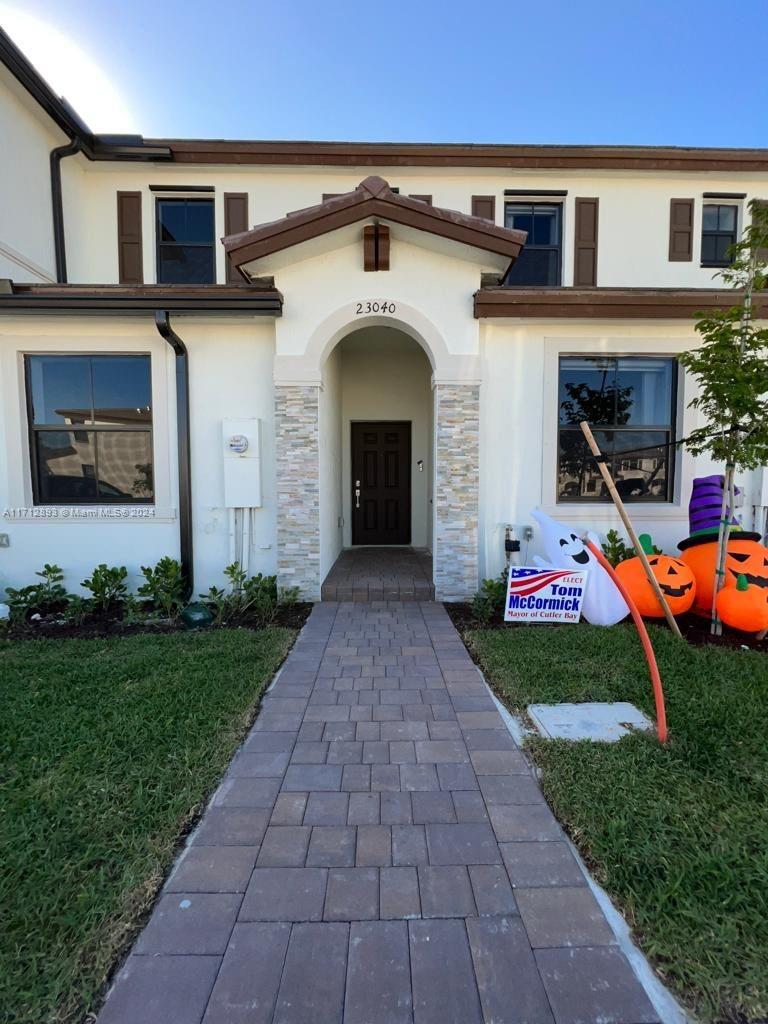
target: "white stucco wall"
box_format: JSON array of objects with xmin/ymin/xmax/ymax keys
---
[
  {"xmin": 0, "ymin": 69, "xmax": 63, "ymax": 283},
  {"xmin": 270, "ymin": 234, "xmax": 486, "ymax": 381},
  {"xmin": 58, "ymin": 161, "xmax": 768, "ymax": 288},
  {"xmin": 477, "ymin": 320, "xmax": 747, "ymax": 580},
  {"xmin": 0, "ymin": 317, "xmax": 177, "ymax": 593},
  {"xmin": 184, "ymin": 319, "xmax": 278, "ymax": 590},
  {"xmin": 2, "ymin": 309, "xmax": 765, "ymax": 597},
  {"xmin": 0, "ymin": 315, "xmax": 278, "ymax": 595}
]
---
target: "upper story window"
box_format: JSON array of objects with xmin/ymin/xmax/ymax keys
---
[
  {"xmin": 557, "ymin": 356, "xmax": 676, "ymax": 503},
  {"xmin": 503, "ymin": 202, "xmax": 562, "ymax": 285},
  {"xmin": 25, "ymin": 355, "xmax": 153, "ymax": 504},
  {"xmin": 701, "ymin": 203, "xmax": 738, "ymax": 267},
  {"xmin": 156, "ymin": 198, "xmax": 215, "ymax": 284}
]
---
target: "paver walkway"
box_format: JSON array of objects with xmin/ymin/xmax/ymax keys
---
[{"xmin": 99, "ymin": 601, "xmax": 660, "ymax": 1024}]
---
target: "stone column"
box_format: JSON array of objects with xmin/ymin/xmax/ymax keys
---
[
  {"xmin": 433, "ymin": 383, "xmax": 480, "ymax": 601},
  {"xmin": 275, "ymin": 384, "xmax": 321, "ymax": 600}
]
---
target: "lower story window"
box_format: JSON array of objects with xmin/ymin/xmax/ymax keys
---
[
  {"xmin": 25, "ymin": 354, "xmax": 154, "ymax": 503},
  {"xmin": 557, "ymin": 355, "xmax": 677, "ymax": 502}
]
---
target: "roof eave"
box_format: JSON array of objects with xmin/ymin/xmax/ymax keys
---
[
  {"xmin": 0, "ymin": 283, "xmax": 283, "ymax": 317},
  {"xmin": 149, "ymin": 138, "xmax": 768, "ymax": 172},
  {"xmin": 474, "ymin": 286, "xmax": 768, "ymax": 319}
]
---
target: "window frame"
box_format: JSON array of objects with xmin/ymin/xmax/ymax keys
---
[
  {"xmin": 155, "ymin": 196, "xmax": 216, "ymax": 285},
  {"xmin": 503, "ymin": 200, "xmax": 563, "ymax": 286},
  {"xmin": 556, "ymin": 354, "xmax": 678, "ymax": 505},
  {"xmin": 24, "ymin": 353, "xmax": 155, "ymax": 506},
  {"xmin": 701, "ymin": 202, "xmax": 739, "ymax": 268}
]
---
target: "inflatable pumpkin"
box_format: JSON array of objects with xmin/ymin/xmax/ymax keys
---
[
  {"xmin": 716, "ymin": 574, "xmax": 768, "ymax": 634},
  {"xmin": 680, "ymin": 534, "xmax": 768, "ymax": 617},
  {"xmin": 615, "ymin": 535, "xmax": 696, "ymax": 617}
]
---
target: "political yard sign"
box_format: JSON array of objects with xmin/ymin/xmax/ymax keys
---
[{"xmin": 504, "ymin": 566, "xmax": 588, "ymax": 623}]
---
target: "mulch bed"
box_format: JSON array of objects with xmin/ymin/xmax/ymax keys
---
[
  {"xmin": 2, "ymin": 602, "xmax": 313, "ymax": 641},
  {"xmin": 444, "ymin": 602, "xmax": 767, "ymax": 653}
]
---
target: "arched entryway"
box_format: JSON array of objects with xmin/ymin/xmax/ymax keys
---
[
  {"xmin": 273, "ymin": 304, "xmax": 481, "ymax": 603},
  {"xmin": 318, "ymin": 326, "xmax": 434, "ymax": 600}
]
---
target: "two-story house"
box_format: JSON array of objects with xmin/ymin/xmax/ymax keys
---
[{"xmin": 1, "ymin": 27, "xmax": 766, "ymax": 602}]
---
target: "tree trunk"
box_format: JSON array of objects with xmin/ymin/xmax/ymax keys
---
[{"xmin": 710, "ymin": 464, "xmax": 735, "ymax": 635}]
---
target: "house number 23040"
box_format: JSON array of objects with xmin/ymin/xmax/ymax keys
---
[{"xmin": 355, "ymin": 301, "xmax": 396, "ymax": 315}]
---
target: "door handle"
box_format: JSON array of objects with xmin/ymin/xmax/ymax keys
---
[{"xmin": 355, "ymin": 480, "xmax": 361, "ymax": 509}]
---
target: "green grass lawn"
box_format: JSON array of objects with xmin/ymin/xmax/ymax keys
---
[
  {"xmin": 469, "ymin": 623, "xmax": 768, "ymax": 1023},
  {"xmin": 0, "ymin": 628, "xmax": 293, "ymax": 1024}
]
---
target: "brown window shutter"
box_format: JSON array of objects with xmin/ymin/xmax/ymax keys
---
[
  {"xmin": 471, "ymin": 195, "xmax": 496, "ymax": 222},
  {"xmin": 574, "ymin": 198, "xmax": 599, "ymax": 286},
  {"xmin": 377, "ymin": 225, "xmax": 390, "ymax": 271},
  {"xmin": 409, "ymin": 194, "xmax": 432, "ymax": 205},
  {"xmin": 363, "ymin": 226, "xmax": 377, "ymax": 271},
  {"xmin": 224, "ymin": 193, "xmax": 249, "ymax": 282},
  {"xmin": 669, "ymin": 199, "xmax": 694, "ymax": 261},
  {"xmin": 752, "ymin": 199, "xmax": 768, "ymax": 260},
  {"xmin": 116, "ymin": 191, "xmax": 143, "ymax": 284}
]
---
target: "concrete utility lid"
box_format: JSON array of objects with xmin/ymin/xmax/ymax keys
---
[{"xmin": 528, "ymin": 702, "xmax": 653, "ymax": 742}]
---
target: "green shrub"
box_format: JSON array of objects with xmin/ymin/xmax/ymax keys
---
[
  {"xmin": 200, "ymin": 563, "xmax": 297, "ymax": 627},
  {"xmin": 601, "ymin": 528, "xmax": 662, "ymax": 567},
  {"xmin": 81, "ymin": 564, "xmax": 128, "ymax": 615},
  {"xmin": 199, "ymin": 585, "xmax": 228, "ymax": 626},
  {"xmin": 600, "ymin": 529, "xmax": 634, "ymax": 567},
  {"xmin": 137, "ymin": 557, "xmax": 186, "ymax": 620},
  {"xmin": 279, "ymin": 585, "xmax": 300, "ymax": 607},
  {"xmin": 225, "ymin": 563, "xmax": 277, "ymax": 626},
  {"xmin": 471, "ymin": 570, "xmax": 508, "ymax": 624},
  {"xmin": 62, "ymin": 595, "xmax": 89, "ymax": 627},
  {"xmin": 5, "ymin": 564, "xmax": 68, "ymax": 622},
  {"xmin": 4, "ymin": 585, "xmax": 39, "ymax": 624},
  {"xmin": 121, "ymin": 594, "xmax": 148, "ymax": 626}
]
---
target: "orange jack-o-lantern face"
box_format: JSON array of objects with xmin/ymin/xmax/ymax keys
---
[
  {"xmin": 681, "ymin": 537, "xmax": 768, "ymax": 616},
  {"xmin": 726, "ymin": 543, "xmax": 768, "ymax": 590},
  {"xmin": 615, "ymin": 553, "xmax": 696, "ymax": 617}
]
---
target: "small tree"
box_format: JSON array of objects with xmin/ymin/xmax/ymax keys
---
[{"xmin": 679, "ymin": 200, "xmax": 768, "ymax": 633}]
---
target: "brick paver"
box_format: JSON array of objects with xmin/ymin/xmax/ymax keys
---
[
  {"xmin": 99, "ymin": 601, "xmax": 659, "ymax": 1024},
  {"xmin": 321, "ymin": 548, "xmax": 435, "ymax": 601}
]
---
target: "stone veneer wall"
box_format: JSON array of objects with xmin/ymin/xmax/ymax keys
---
[
  {"xmin": 433, "ymin": 383, "xmax": 480, "ymax": 601},
  {"xmin": 275, "ymin": 385, "xmax": 321, "ymax": 600}
]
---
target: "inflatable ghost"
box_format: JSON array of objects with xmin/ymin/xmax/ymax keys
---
[{"xmin": 531, "ymin": 509, "xmax": 629, "ymax": 626}]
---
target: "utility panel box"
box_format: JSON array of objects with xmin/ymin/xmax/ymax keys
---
[{"xmin": 222, "ymin": 418, "xmax": 262, "ymax": 507}]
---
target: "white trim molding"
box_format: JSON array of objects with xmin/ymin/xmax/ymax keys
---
[{"xmin": 0, "ymin": 240, "xmax": 56, "ymax": 283}]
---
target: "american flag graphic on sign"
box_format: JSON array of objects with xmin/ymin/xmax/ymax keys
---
[{"xmin": 505, "ymin": 566, "xmax": 588, "ymax": 623}]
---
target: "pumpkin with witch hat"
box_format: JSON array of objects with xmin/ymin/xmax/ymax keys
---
[
  {"xmin": 678, "ymin": 474, "xmax": 768, "ymax": 617},
  {"xmin": 615, "ymin": 534, "xmax": 696, "ymax": 617}
]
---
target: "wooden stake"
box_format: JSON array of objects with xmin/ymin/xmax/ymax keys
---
[{"xmin": 580, "ymin": 420, "xmax": 684, "ymax": 640}]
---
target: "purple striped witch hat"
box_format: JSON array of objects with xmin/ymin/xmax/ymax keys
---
[{"xmin": 678, "ymin": 474, "xmax": 758, "ymax": 550}]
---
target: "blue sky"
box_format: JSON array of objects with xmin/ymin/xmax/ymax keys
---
[{"xmin": 3, "ymin": 0, "xmax": 768, "ymax": 145}]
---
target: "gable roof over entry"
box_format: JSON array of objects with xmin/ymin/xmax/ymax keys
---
[{"xmin": 223, "ymin": 175, "xmax": 527, "ymax": 277}]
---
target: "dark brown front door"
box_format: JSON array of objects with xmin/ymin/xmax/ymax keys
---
[{"xmin": 351, "ymin": 422, "xmax": 411, "ymax": 545}]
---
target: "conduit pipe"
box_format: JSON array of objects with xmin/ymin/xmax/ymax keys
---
[{"xmin": 585, "ymin": 539, "xmax": 668, "ymax": 743}]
